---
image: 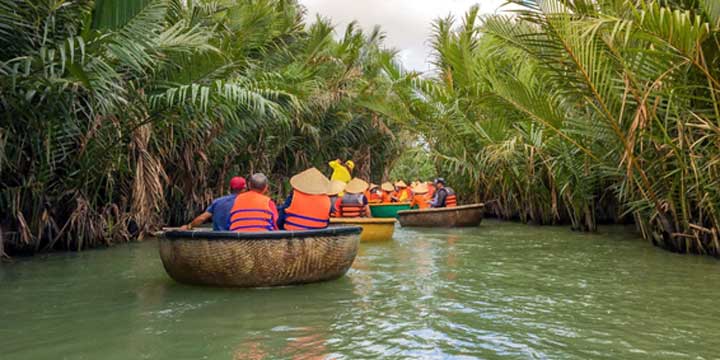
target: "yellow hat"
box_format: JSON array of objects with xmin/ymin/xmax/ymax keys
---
[
  {"xmin": 395, "ymin": 180, "xmax": 408, "ymax": 188},
  {"xmin": 381, "ymin": 182, "xmax": 394, "ymax": 192},
  {"xmin": 327, "ymin": 180, "xmax": 347, "ymax": 196},
  {"xmin": 345, "ymin": 178, "xmax": 369, "ymax": 194},
  {"xmin": 412, "ymin": 183, "xmax": 429, "ymax": 194},
  {"xmin": 345, "ymin": 160, "xmax": 355, "ymax": 170},
  {"xmin": 290, "ymin": 167, "xmax": 330, "ymax": 195}
]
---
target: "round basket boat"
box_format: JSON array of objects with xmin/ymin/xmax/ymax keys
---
[
  {"xmin": 330, "ymin": 218, "xmax": 397, "ymax": 242},
  {"xmin": 397, "ymin": 203, "xmax": 485, "ymax": 228},
  {"xmin": 369, "ymin": 203, "xmax": 413, "ymax": 218},
  {"xmin": 158, "ymin": 226, "xmax": 362, "ymax": 288}
]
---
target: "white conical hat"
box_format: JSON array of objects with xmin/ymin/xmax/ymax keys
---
[
  {"xmin": 290, "ymin": 167, "xmax": 330, "ymax": 195},
  {"xmin": 345, "ymin": 178, "xmax": 369, "ymax": 194},
  {"xmin": 327, "ymin": 180, "xmax": 347, "ymax": 196}
]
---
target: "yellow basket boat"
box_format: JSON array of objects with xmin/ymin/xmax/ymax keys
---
[{"xmin": 330, "ymin": 217, "xmax": 397, "ymax": 242}]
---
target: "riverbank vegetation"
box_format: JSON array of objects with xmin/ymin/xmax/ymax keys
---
[
  {"xmin": 405, "ymin": 0, "xmax": 720, "ymax": 255},
  {"xmin": 0, "ymin": 0, "xmax": 415, "ymax": 256}
]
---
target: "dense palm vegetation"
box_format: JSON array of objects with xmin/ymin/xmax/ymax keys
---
[
  {"xmin": 0, "ymin": 0, "xmax": 415, "ymax": 256},
  {"xmin": 405, "ymin": 0, "xmax": 720, "ymax": 255}
]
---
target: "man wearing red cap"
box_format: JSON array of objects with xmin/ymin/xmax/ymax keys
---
[{"xmin": 181, "ymin": 176, "xmax": 246, "ymax": 231}]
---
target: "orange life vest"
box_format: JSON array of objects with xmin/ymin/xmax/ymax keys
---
[
  {"xmin": 340, "ymin": 193, "xmax": 366, "ymax": 218},
  {"xmin": 366, "ymin": 189, "xmax": 382, "ymax": 203},
  {"xmin": 284, "ymin": 190, "xmax": 331, "ymax": 230},
  {"xmin": 410, "ymin": 194, "xmax": 430, "ymax": 209},
  {"xmin": 381, "ymin": 191, "xmax": 393, "ymax": 203},
  {"xmin": 444, "ymin": 187, "xmax": 457, "ymax": 208},
  {"xmin": 228, "ymin": 191, "xmax": 275, "ymax": 232}
]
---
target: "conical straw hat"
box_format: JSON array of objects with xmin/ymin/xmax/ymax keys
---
[
  {"xmin": 290, "ymin": 167, "xmax": 330, "ymax": 195},
  {"xmin": 369, "ymin": 183, "xmax": 379, "ymax": 190},
  {"xmin": 345, "ymin": 178, "xmax": 369, "ymax": 194},
  {"xmin": 412, "ymin": 182, "xmax": 429, "ymax": 194},
  {"xmin": 395, "ymin": 180, "xmax": 408, "ymax": 188},
  {"xmin": 327, "ymin": 180, "xmax": 346, "ymax": 196},
  {"xmin": 381, "ymin": 182, "xmax": 394, "ymax": 192}
]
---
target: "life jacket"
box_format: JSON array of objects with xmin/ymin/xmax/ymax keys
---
[
  {"xmin": 366, "ymin": 189, "xmax": 382, "ymax": 203},
  {"xmin": 443, "ymin": 187, "xmax": 457, "ymax": 208},
  {"xmin": 340, "ymin": 193, "xmax": 366, "ymax": 218},
  {"xmin": 228, "ymin": 191, "xmax": 275, "ymax": 232},
  {"xmin": 410, "ymin": 194, "xmax": 430, "ymax": 209},
  {"xmin": 284, "ymin": 190, "xmax": 331, "ymax": 230},
  {"xmin": 381, "ymin": 191, "xmax": 393, "ymax": 203}
]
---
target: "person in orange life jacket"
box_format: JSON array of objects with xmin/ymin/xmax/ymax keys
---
[
  {"xmin": 366, "ymin": 183, "xmax": 383, "ymax": 203},
  {"xmin": 393, "ymin": 180, "xmax": 412, "ymax": 202},
  {"xmin": 431, "ymin": 177, "xmax": 457, "ymax": 208},
  {"xmin": 181, "ymin": 177, "xmax": 246, "ymax": 231},
  {"xmin": 278, "ymin": 168, "xmax": 332, "ymax": 230},
  {"xmin": 327, "ymin": 180, "xmax": 346, "ymax": 217},
  {"xmin": 426, "ymin": 180, "xmax": 436, "ymax": 199},
  {"xmin": 380, "ymin": 182, "xmax": 395, "ymax": 203},
  {"xmin": 227, "ymin": 173, "xmax": 279, "ymax": 232},
  {"xmin": 340, "ymin": 178, "xmax": 371, "ymax": 218},
  {"xmin": 410, "ymin": 182, "xmax": 431, "ymax": 210}
]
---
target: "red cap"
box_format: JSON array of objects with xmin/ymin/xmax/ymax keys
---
[{"xmin": 230, "ymin": 176, "xmax": 246, "ymax": 191}]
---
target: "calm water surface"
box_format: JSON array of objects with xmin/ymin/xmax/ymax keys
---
[{"xmin": 2, "ymin": 220, "xmax": 719, "ymax": 359}]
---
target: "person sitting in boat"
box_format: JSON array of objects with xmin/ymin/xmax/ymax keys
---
[
  {"xmin": 228, "ymin": 173, "xmax": 279, "ymax": 232},
  {"xmin": 328, "ymin": 159, "xmax": 354, "ymax": 183},
  {"xmin": 410, "ymin": 182, "xmax": 431, "ymax": 210},
  {"xmin": 278, "ymin": 168, "xmax": 332, "ymax": 230},
  {"xmin": 339, "ymin": 178, "xmax": 370, "ymax": 218},
  {"xmin": 181, "ymin": 176, "xmax": 246, "ymax": 231},
  {"xmin": 426, "ymin": 180, "xmax": 436, "ymax": 199},
  {"xmin": 393, "ymin": 181, "xmax": 412, "ymax": 202},
  {"xmin": 366, "ymin": 183, "xmax": 383, "ymax": 203},
  {"xmin": 327, "ymin": 180, "xmax": 346, "ymax": 217},
  {"xmin": 380, "ymin": 182, "xmax": 395, "ymax": 203},
  {"xmin": 431, "ymin": 177, "xmax": 457, "ymax": 208}
]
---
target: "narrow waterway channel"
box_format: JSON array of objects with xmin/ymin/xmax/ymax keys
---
[{"xmin": 2, "ymin": 220, "xmax": 719, "ymax": 359}]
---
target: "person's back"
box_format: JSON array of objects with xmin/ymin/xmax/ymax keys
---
[
  {"xmin": 410, "ymin": 183, "xmax": 430, "ymax": 210},
  {"xmin": 228, "ymin": 174, "xmax": 278, "ymax": 232},
  {"xmin": 207, "ymin": 194, "xmax": 237, "ymax": 230},
  {"xmin": 282, "ymin": 167, "xmax": 332, "ymax": 230},
  {"xmin": 339, "ymin": 179, "xmax": 370, "ymax": 217}
]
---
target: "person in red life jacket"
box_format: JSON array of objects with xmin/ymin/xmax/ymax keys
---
[
  {"xmin": 410, "ymin": 182, "xmax": 431, "ymax": 210},
  {"xmin": 327, "ymin": 180, "xmax": 346, "ymax": 217},
  {"xmin": 228, "ymin": 173, "xmax": 279, "ymax": 232},
  {"xmin": 366, "ymin": 183, "xmax": 383, "ymax": 203},
  {"xmin": 181, "ymin": 176, "xmax": 247, "ymax": 231},
  {"xmin": 278, "ymin": 168, "xmax": 332, "ymax": 230},
  {"xmin": 430, "ymin": 177, "xmax": 457, "ymax": 208},
  {"xmin": 340, "ymin": 178, "xmax": 371, "ymax": 218},
  {"xmin": 394, "ymin": 181, "xmax": 412, "ymax": 202},
  {"xmin": 380, "ymin": 182, "xmax": 395, "ymax": 203}
]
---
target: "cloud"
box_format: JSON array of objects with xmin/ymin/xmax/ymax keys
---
[{"xmin": 298, "ymin": 0, "xmax": 512, "ymax": 72}]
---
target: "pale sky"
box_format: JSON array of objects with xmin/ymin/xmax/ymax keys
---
[{"xmin": 298, "ymin": 0, "xmax": 513, "ymax": 72}]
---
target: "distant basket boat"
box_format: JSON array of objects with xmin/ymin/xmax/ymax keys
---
[
  {"xmin": 157, "ymin": 227, "xmax": 362, "ymax": 288},
  {"xmin": 330, "ymin": 218, "xmax": 397, "ymax": 242},
  {"xmin": 397, "ymin": 204, "xmax": 485, "ymax": 228},
  {"xmin": 369, "ymin": 203, "xmax": 412, "ymax": 218}
]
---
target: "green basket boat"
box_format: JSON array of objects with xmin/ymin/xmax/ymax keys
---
[{"xmin": 369, "ymin": 203, "xmax": 413, "ymax": 218}]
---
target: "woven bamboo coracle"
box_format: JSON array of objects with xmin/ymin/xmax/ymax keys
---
[{"xmin": 158, "ymin": 226, "xmax": 362, "ymax": 287}]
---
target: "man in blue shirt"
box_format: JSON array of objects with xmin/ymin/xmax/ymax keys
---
[{"xmin": 181, "ymin": 177, "xmax": 246, "ymax": 231}]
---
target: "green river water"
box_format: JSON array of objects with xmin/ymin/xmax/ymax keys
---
[{"xmin": 1, "ymin": 220, "xmax": 719, "ymax": 359}]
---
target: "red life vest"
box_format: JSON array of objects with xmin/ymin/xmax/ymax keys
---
[
  {"xmin": 340, "ymin": 193, "xmax": 366, "ymax": 218},
  {"xmin": 228, "ymin": 191, "xmax": 275, "ymax": 232},
  {"xmin": 367, "ymin": 189, "xmax": 382, "ymax": 203},
  {"xmin": 285, "ymin": 191, "xmax": 331, "ymax": 230}
]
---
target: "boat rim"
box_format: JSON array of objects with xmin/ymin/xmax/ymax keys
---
[
  {"xmin": 162, "ymin": 226, "xmax": 362, "ymax": 240},
  {"xmin": 368, "ymin": 202, "xmax": 411, "ymax": 207},
  {"xmin": 397, "ymin": 203, "xmax": 485, "ymax": 215},
  {"xmin": 329, "ymin": 217, "xmax": 398, "ymax": 224}
]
